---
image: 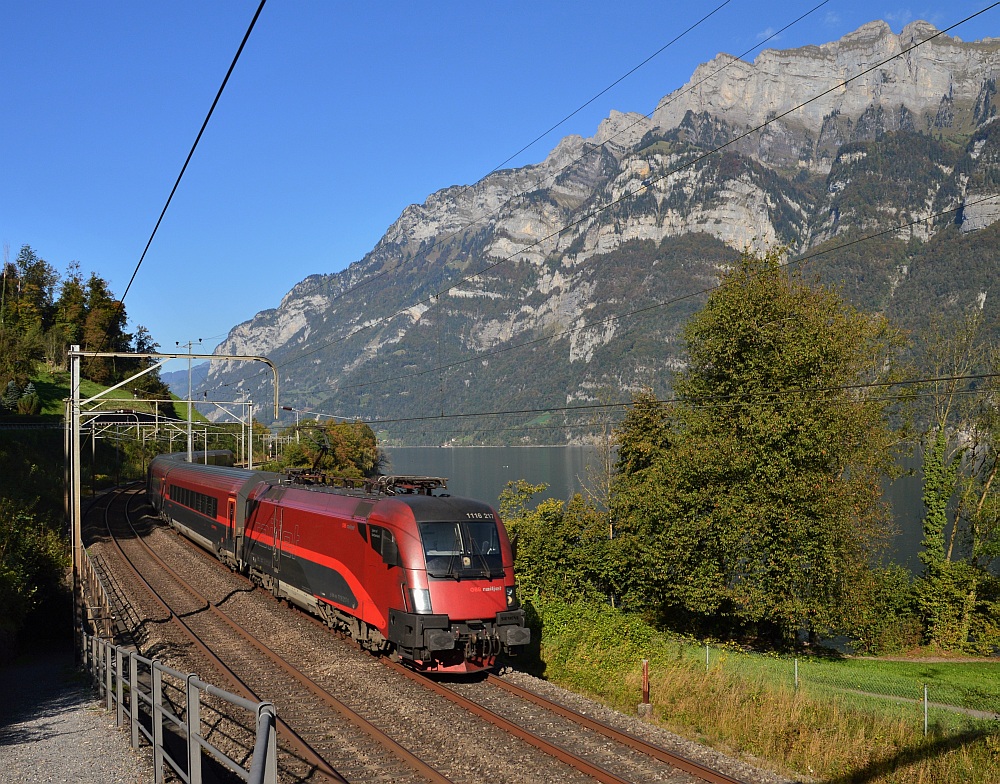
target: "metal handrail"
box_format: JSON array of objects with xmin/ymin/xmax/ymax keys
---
[
  {"xmin": 80, "ymin": 631, "xmax": 278, "ymax": 784},
  {"xmin": 80, "ymin": 548, "xmax": 115, "ymax": 638}
]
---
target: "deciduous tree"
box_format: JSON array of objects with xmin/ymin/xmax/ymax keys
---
[
  {"xmin": 612, "ymin": 249, "xmax": 904, "ymax": 645},
  {"xmin": 274, "ymin": 420, "xmax": 382, "ymax": 478},
  {"xmin": 499, "ymin": 480, "xmax": 612, "ymax": 601},
  {"xmin": 916, "ymin": 311, "xmax": 1000, "ymax": 651}
]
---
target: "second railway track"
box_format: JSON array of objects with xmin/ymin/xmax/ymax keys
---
[{"xmin": 85, "ymin": 484, "xmax": 775, "ymax": 784}]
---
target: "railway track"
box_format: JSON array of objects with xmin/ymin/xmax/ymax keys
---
[
  {"xmin": 89, "ymin": 485, "xmax": 450, "ymax": 784},
  {"xmin": 85, "ymin": 485, "xmax": 761, "ymax": 784},
  {"xmin": 396, "ymin": 666, "xmax": 748, "ymax": 784}
]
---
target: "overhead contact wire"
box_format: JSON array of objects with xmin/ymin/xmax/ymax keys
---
[
  {"xmin": 485, "ymin": 0, "xmax": 735, "ymax": 175},
  {"xmin": 260, "ymin": 0, "xmax": 829, "ymax": 373},
  {"xmin": 326, "ymin": 194, "xmax": 1000, "ymax": 395},
  {"xmin": 273, "ymin": 2, "xmax": 995, "ymax": 379},
  {"xmin": 347, "ymin": 371, "xmax": 1000, "ymax": 429}
]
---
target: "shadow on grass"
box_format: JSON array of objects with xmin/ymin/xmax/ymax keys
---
[
  {"xmin": 497, "ymin": 598, "xmax": 547, "ymax": 678},
  {"xmin": 31, "ymin": 376, "xmax": 69, "ymax": 413},
  {"xmin": 820, "ymin": 728, "xmax": 994, "ymax": 784}
]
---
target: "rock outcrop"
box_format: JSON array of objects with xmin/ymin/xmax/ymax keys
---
[{"xmin": 198, "ymin": 21, "xmax": 1000, "ymax": 444}]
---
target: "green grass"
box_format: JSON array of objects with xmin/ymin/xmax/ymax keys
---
[
  {"xmin": 523, "ymin": 412, "xmax": 553, "ymax": 427},
  {"xmin": 690, "ymin": 646, "xmax": 1000, "ymax": 716},
  {"xmin": 522, "ymin": 597, "xmax": 1000, "ymax": 784},
  {"xmin": 798, "ymin": 658, "xmax": 1000, "ymax": 715},
  {"xmin": 28, "ymin": 367, "xmax": 207, "ymax": 421}
]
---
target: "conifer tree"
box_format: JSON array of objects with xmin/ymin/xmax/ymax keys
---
[{"xmin": 2, "ymin": 380, "xmax": 22, "ymax": 411}]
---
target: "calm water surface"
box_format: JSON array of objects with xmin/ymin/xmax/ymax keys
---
[
  {"xmin": 385, "ymin": 446, "xmax": 927, "ymax": 570},
  {"xmin": 385, "ymin": 446, "xmax": 599, "ymax": 506}
]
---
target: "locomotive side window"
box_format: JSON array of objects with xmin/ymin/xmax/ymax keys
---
[{"xmin": 368, "ymin": 525, "xmax": 398, "ymax": 566}]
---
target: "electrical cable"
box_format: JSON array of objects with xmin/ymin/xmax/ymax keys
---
[
  {"xmin": 485, "ymin": 0, "xmax": 736, "ymax": 176},
  {"xmin": 204, "ymin": 4, "xmax": 1000, "ymax": 434},
  {"xmin": 302, "ymin": 370, "xmax": 1000, "ymax": 429},
  {"xmin": 97, "ymin": 0, "xmax": 268, "ymax": 352},
  {"xmin": 244, "ymin": 0, "xmax": 831, "ymax": 373},
  {"xmin": 322, "ymin": 196, "xmax": 1000, "ymax": 395},
  {"xmin": 264, "ymin": 3, "xmax": 997, "ymax": 380},
  {"xmin": 375, "ymin": 379, "xmax": 1000, "ymax": 439}
]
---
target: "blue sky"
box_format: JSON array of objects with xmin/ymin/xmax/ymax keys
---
[{"xmin": 2, "ymin": 1, "xmax": 997, "ymax": 375}]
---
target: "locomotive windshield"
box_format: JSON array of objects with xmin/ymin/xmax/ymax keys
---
[{"xmin": 419, "ymin": 520, "xmax": 504, "ymax": 579}]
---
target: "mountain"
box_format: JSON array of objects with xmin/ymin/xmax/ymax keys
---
[
  {"xmin": 201, "ymin": 20, "xmax": 1000, "ymax": 445},
  {"xmin": 161, "ymin": 363, "xmax": 209, "ymax": 401}
]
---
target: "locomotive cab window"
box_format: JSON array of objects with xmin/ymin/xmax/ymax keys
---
[{"xmin": 419, "ymin": 520, "xmax": 503, "ymax": 579}]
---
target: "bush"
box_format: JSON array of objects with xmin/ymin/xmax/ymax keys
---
[
  {"xmin": 16, "ymin": 393, "xmax": 41, "ymax": 415},
  {"xmin": 525, "ymin": 596, "xmax": 1000, "ymax": 784},
  {"xmin": 0, "ymin": 499, "xmax": 69, "ymax": 661},
  {"xmin": 843, "ymin": 565, "xmax": 923, "ymax": 655}
]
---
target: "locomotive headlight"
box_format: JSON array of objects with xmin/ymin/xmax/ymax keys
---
[
  {"xmin": 505, "ymin": 586, "xmax": 519, "ymax": 609},
  {"xmin": 409, "ymin": 588, "xmax": 433, "ymax": 615}
]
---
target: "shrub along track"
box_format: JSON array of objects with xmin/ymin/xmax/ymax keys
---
[{"xmin": 85, "ymin": 485, "xmax": 774, "ymax": 784}]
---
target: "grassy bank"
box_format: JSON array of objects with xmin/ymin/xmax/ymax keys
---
[{"xmin": 525, "ymin": 598, "xmax": 999, "ymax": 783}]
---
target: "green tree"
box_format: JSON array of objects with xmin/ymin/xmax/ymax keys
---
[
  {"xmin": 123, "ymin": 325, "xmax": 173, "ymax": 401},
  {"xmin": 612, "ymin": 249, "xmax": 904, "ymax": 645},
  {"xmin": 46, "ymin": 261, "xmax": 88, "ymax": 367},
  {"xmin": 0, "ymin": 258, "xmax": 16, "ymax": 330},
  {"xmin": 81, "ymin": 273, "xmax": 128, "ymax": 384},
  {"xmin": 272, "ymin": 420, "xmax": 382, "ymax": 478},
  {"xmin": 499, "ymin": 480, "xmax": 612, "ymax": 600},
  {"xmin": 915, "ymin": 311, "xmax": 1000, "ymax": 651},
  {"xmin": 0, "ymin": 499, "xmax": 69, "ymax": 657},
  {"xmin": 0, "ymin": 319, "xmax": 45, "ymax": 388},
  {"xmin": 16, "ymin": 382, "xmax": 41, "ymax": 416},
  {"xmin": 13, "ymin": 245, "xmax": 57, "ymax": 334},
  {"xmin": 0, "ymin": 428, "xmax": 71, "ymax": 658},
  {"xmin": 2, "ymin": 380, "xmax": 21, "ymax": 412},
  {"xmin": 840, "ymin": 565, "xmax": 921, "ymax": 655}
]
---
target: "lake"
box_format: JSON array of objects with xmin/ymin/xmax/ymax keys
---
[{"xmin": 385, "ymin": 445, "xmax": 928, "ymax": 571}]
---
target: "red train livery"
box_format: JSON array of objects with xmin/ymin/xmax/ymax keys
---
[{"xmin": 147, "ymin": 454, "xmax": 530, "ymax": 673}]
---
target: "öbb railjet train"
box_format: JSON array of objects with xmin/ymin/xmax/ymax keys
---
[{"xmin": 147, "ymin": 454, "xmax": 530, "ymax": 673}]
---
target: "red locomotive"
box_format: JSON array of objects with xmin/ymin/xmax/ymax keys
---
[{"xmin": 147, "ymin": 454, "xmax": 529, "ymax": 673}]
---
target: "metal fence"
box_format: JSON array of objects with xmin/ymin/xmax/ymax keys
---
[
  {"xmin": 693, "ymin": 643, "xmax": 1000, "ymax": 733},
  {"xmin": 79, "ymin": 548, "xmax": 116, "ymax": 638},
  {"xmin": 81, "ymin": 631, "xmax": 278, "ymax": 784}
]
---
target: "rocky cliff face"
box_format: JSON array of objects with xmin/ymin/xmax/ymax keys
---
[
  {"xmin": 200, "ymin": 21, "xmax": 1000, "ymax": 444},
  {"xmin": 654, "ymin": 22, "xmax": 998, "ymax": 151}
]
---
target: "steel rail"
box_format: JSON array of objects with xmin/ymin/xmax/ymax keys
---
[
  {"xmin": 383, "ymin": 659, "xmax": 635, "ymax": 784},
  {"xmin": 92, "ymin": 486, "xmax": 344, "ymax": 783},
  {"xmin": 222, "ymin": 520, "xmax": 749, "ymax": 784},
  {"xmin": 116, "ymin": 486, "xmax": 453, "ymax": 784},
  {"xmin": 116, "ymin": 483, "xmax": 748, "ymax": 784},
  {"xmin": 486, "ymin": 675, "xmax": 749, "ymax": 784}
]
